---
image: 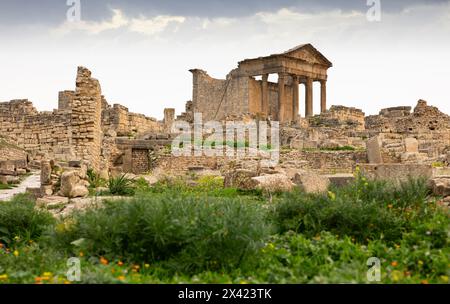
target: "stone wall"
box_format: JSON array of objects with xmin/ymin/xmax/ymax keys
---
[
  {"xmin": 190, "ymin": 69, "xmax": 250, "ymax": 121},
  {"xmin": 280, "ymin": 150, "xmax": 368, "ymax": 174},
  {"xmin": 365, "ymin": 100, "xmax": 450, "ymax": 162},
  {"xmin": 0, "ymin": 100, "xmax": 73, "ymax": 160},
  {"xmin": 70, "ymin": 67, "xmax": 103, "ymax": 171},
  {"xmin": 102, "ymin": 104, "xmax": 162, "ymax": 136}
]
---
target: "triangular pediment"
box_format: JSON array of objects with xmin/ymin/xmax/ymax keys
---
[{"xmin": 282, "ymin": 44, "xmax": 333, "ymax": 67}]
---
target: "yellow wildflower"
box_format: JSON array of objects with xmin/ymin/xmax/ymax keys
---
[
  {"xmin": 390, "ymin": 270, "xmax": 403, "ymax": 282},
  {"xmin": 0, "ymin": 274, "xmax": 8, "ymax": 281},
  {"xmin": 13, "ymin": 250, "xmax": 19, "ymax": 257}
]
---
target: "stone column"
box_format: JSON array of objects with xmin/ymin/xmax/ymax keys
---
[
  {"xmin": 305, "ymin": 77, "xmax": 313, "ymax": 117},
  {"xmin": 320, "ymin": 80, "xmax": 327, "ymax": 113},
  {"xmin": 292, "ymin": 75, "xmax": 299, "ymax": 121},
  {"xmin": 261, "ymin": 74, "xmax": 269, "ymax": 116},
  {"xmin": 278, "ymin": 73, "xmax": 286, "ymax": 122}
]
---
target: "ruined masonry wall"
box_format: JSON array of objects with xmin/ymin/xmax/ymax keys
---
[
  {"xmin": 191, "ymin": 69, "xmax": 250, "ymax": 121},
  {"xmin": 71, "ymin": 67, "xmax": 103, "ymax": 171},
  {"xmin": 102, "ymin": 104, "xmax": 162, "ymax": 136},
  {"xmin": 0, "ymin": 100, "xmax": 73, "ymax": 160}
]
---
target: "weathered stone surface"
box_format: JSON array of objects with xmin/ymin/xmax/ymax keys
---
[
  {"xmin": 36, "ymin": 196, "xmax": 69, "ymax": 208},
  {"xmin": 224, "ymin": 169, "xmax": 258, "ymax": 190},
  {"xmin": 325, "ymin": 174, "xmax": 355, "ymax": 187},
  {"xmin": 59, "ymin": 170, "xmax": 89, "ymax": 198},
  {"xmin": 367, "ymin": 136, "xmax": 383, "ymax": 163},
  {"xmin": 251, "ymin": 174, "xmax": 295, "ymax": 193},
  {"xmin": 360, "ymin": 164, "xmax": 433, "ymax": 182},
  {"xmin": 40, "ymin": 160, "xmax": 52, "ymax": 185},
  {"xmin": 428, "ymin": 177, "xmax": 450, "ymax": 197},
  {"xmin": 404, "ymin": 138, "xmax": 419, "ymax": 153},
  {"xmin": 293, "ymin": 171, "xmax": 331, "ymax": 194},
  {"xmin": 40, "ymin": 185, "xmax": 53, "ymax": 196}
]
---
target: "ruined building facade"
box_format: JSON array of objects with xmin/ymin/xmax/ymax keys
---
[
  {"xmin": 190, "ymin": 44, "xmax": 332, "ymax": 124},
  {"xmin": 0, "ymin": 67, "xmax": 175, "ymax": 175}
]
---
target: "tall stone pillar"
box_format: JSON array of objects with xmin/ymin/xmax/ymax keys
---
[
  {"xmin": 292, "ymin": 75, "xmax": 299, "ymax": 121},
  {"xmin": 261, "ymin": 74, "xmax": 269, "ymax": 116},
  {"xmin": 305, "ymin": 77, "xmax": 313, "ymax": 117},
  {"xmin": 320, "ymin": 80, "xmax": 327, "ymax": 113},
  {"xmin": 278, "ymin": 73, "xmax": 286, "ymax": 122}
]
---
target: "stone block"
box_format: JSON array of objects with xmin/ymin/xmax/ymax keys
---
[
  {"xmin": 40, "ymin": 160, "xmax": 52, "ymax": 185},
  {"xmin": 251, "ymin": 174, "xmax": 295, "ymax": 193},
  {"xmin": 325, "ymin": 174, "xmax": 355, "ymax": 187},
  {"xmin": 293, "ymin": 171, "xmax": 330, "ymax": 194},
  {"xmin": 359, "ymin": 164, "xmax": 433, "ymax": 182},
  {"xmin": 404, "ymin": 137, "xmax": 419, "ymax": 153},
  {"xmin": 367, "ymin": 136, "xmax": 382, "ymax": 163},
  {"xmin": 224, "ymin": 169, "xmax": 258, "ymax": 190}
]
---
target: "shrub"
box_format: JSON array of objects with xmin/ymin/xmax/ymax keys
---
[
  {"xmin": 108, "ymin": 174, "xmax": 135, "ymax": 196},
  {"xmin": 48, "ymin": 192, "xmax": 271, "ymax": 273},
  {"xmin": 0, "ymin": 194, "xmax": 55, "ymax": 245},
  {"xmin": 87, "ymin": 169, "xmax": 106, "ymax": 188},
  {"xmin": 272, "ymin": 176, "xmax": 434, "ymax": 244}
]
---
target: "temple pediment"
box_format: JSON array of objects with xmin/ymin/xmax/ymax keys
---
[{"xmin": 281, "ymin": 44, "xmax": 333, "ymax": 67}]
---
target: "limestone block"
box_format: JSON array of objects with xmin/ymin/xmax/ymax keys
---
[
  {"xmin": 428, "ymin": 177, "xmax": 450, "ymax": 197},
  {"xmin": 367, "ymin": 136, "xmax": 383, "ymax": 163},
  {"xmin": 59, "ymin": 170, "xmax": 89, "ymax": 198},
  {"xmin": 404, "ymin": 138, "xmax": 419, "ymax": 153},
  {"xmin": 224, "ymin": 169, "xmax": 258, "ymax": 190},
  {"xmin": 40, "ymin": 160, "xmax": 52, "ymax": 185},
  {"xmin": 293, "ymin": 171, "xmax": 330, "ymax": 194},
  {"xmin": 36, "ymin": 196, "xmax": 69, "ymax": 208},
  {"xmin": 251, "ymin": 174, "xmax": 295, "ymax": 193},
  {"xmin": 40, "ymin": 185, "xmax": 54, "ymax": 196},
  {"xmin": 325, "ymin": 174, "xmax": 355, "ymax": 187}
]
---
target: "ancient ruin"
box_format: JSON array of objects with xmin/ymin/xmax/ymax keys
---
[
  {"xmin": 190, "ymin": 44, "xmax": 332, "ymax": 123},
  {"xmin": 1, "ymin": 43, "xmax": 450, "ymax": 207}
]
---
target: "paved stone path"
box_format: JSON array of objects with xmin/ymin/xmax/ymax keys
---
[{"xmin": 0, "ymin": 172, "xmax": 40, "ymax": 201}]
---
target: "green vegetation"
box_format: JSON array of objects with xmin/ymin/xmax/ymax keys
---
[
  {"xmin": 108, "ymin": 174, "xmax": 136, "ymax": 196},
  {"xmin": 0, "ymin": 176, "xmax": 448, "ymax": 284}
]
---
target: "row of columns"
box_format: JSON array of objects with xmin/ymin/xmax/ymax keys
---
[{"xmin": 260, "ymin": 73, "xmax": 327, "ymax": 123}]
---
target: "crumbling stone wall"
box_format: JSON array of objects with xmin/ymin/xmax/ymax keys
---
[
  {"xmin": 365, "ymin": 100, "xmax": 450, "ymax": 162},
  {"xmin": 70, "ymin": 67, "xmax": 103, "ymax": 171},
  {"xmin": 102, "ymin": 104, "xmax": 162, "ymax": 136},
  {"xmin": 190, "ymin": 69, "xmax": 250, "ymax": 121},
  {"xmin": 0, "ymin": 100, "xmax": 73, "ymax": 160}
]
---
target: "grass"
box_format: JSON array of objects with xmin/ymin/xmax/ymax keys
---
[{"xmin": 0, "ymin": 176, "xmax": 448, "ymax": 284}]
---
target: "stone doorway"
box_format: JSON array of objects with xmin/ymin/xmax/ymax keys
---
[{"xmin": 131, "ymin": 148, "xmax": 150, "ymax": 174}]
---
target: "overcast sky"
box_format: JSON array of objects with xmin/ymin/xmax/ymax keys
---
[{"xmin": 0, "ymin": 0, "xmax": 449, "ymax": 119}]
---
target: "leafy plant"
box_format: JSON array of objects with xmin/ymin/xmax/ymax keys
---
[
  {"xmin": 0, "ymin": 194, "xmax": 55, "ymax": 245},
  {"xmin": 107, "ymin": 174, "xmax": 135, "ymax": 196},
  {"xmin": 87, "ymin": 169, "xmax": 106, "ymax": 188},
  {"xmin": 48, "ymin": 192, "xmax": 271, "ymax": 273}
]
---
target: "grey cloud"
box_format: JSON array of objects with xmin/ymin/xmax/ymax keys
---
[{"xmin": 0, "ymin": 0, "xmax": 448, "ymax": 26}]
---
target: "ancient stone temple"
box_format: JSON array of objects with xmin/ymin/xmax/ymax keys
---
[{"xmin": 190, "ymin": 44, "xmax": 332, "ymax": 123}]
